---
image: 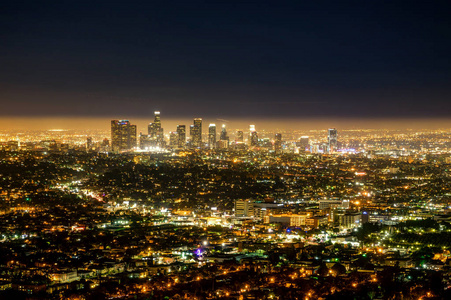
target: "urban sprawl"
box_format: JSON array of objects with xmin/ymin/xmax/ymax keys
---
[{"xmin": 1, "ymin": 112, "xmax": 451, "ymax": 299}]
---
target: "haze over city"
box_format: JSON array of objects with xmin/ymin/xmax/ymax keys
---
[{"xmin": 1, "ymin": 117, "xmax": 451, "ymax": 132}]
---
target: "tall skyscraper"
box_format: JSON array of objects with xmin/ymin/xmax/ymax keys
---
[
  {"xmin": 234, "ymin": 130, "xmax": 245, "ymax": 150},
  {"xmin": 189, "ymin": 125, "xmax": 194, "ymax": 145},
  {"xmin": 148, "ymin": 123, "xmax": 154, "ymax": 137},
  {"xmin": 236, "ymin": 130, "xmax": 244, "ymax": 143},
  {"xmin": 153, "ymin": 111, "xmax": 161, "ymax": 129},
  {"xmin": 274, "ymin": 133, "xmax": 282, "ymax": 153},
  {"xmin": 249, "ymin": 125, "xmax": 258, "ymax": 147},
  {"xmin": 220, "ymin": 124, "xmax": 229, "ymax": 141},
  {"xmin": 148, "ymin": 111, "xmax": 164, "ymax": 147},
  {"xmin": 169, "ymin": 131, "xmax": 178, "ymax": 148},
  {"xmin": 111, "ymin": 120, "xmax": 137, "ymax": 152},
  {"xmin": 176, "ymin": 125, "xmax": 186, "ymax": 149},
  {"xmin": 208, "ymin": 124, "xmax": 216, "ymax": 149},
  {"xmin": 299, "ymin": 136, "xmax": 310, "ymax": 151},
  {"xmin": 218, "ymin": 124, "xmax": 229, "ymax": 149},
  {"xmin": 191, "ymin": 118, "xmax": 202, "ymax": 148},
  {"xmin": 328, "ymin": 128, "xmax": 338, "ymax": 153}
]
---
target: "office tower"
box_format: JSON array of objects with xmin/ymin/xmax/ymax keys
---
[
  {"xmin": 249, "ymin": 125, "xmax": 258, "ymax": 147},
  {"xmin": 169, "ymin": 131, "xmax": 178, "ymax": 148},
  {"xmin": 236, "ymin": 130, "xmax": 244, "ymax": 143},
  {"xmin": 153, "ymin": 111, "xmax": 161, "ymax": 129},
  {"xmin": 148, "ymin": 111, "xmax": 164, "ymax": 147},
  {"xmin": 86, "ymin": 137, "xmax": 92, "ymax": 151},
  {"xmin": 328, "ymin": 128, "xmax": 338, "ymax": 153},
  {"xmin": 111, "ymin": 120, "xmax": 137, "ymax": 152},
  {"xmin": 235, "ymin": 199, "xmax": 255, "ymax": 217},
  {"xmin": 148, "ymin": 123, "xmax": 154, "ymax": 137},
  {"xmin": 155, "ymin": 111, "xmax": 164, "ymax": 146},
  {"xmin": 148, "ymin": 111, "xmax": 161, "ymax": 136},
  {"xmin": 139, "ymin": 132, "xmax": 152, "ymax": 149},
  {"xmin": 189, "ymin": 125, "xmax": 194, "ymax": 146},
  {"xmin": 130, "ymin": 125, "xmax": 137, "ymax": 149},
  {"xmin": 274, "ymin": 133, "xmax": 282, "ymax": 153},
  {"xmin": 191, "ymin": 118, "xmax": 202, "ymax": 148},
  {"xmin": 176, "ymin": 125, "xmax": 186, "ymax": 149},
  {"xmin": 234, "ymin": 130, "xmax": 245, "ymax": 150},
  {"xmin": 218, "ymin": 124, "xmax": 229, "ymax": 149},
  {"xmin": 220, "ymin": 124, "xmax": 229, "ymax": 141},
  {"xmin": 298, "ymin": 136, "xmax": 310, "ymax": 151},
  {"xmin": 208, "ymin": 124, "xmax": 216, "ymax": 149}
]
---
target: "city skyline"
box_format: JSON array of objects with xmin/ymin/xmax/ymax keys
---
[{"xmin": 2, "ymin": 116, "xmax": 451, "ymax": 132}]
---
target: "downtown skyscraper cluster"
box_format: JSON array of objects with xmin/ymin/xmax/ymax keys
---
[
  {"xmin": 111, "ymin": 111, "xmax": 339, "ymax": 154},
  {"xmin": 111, "ymin": 112, "xmax": 233, "ymax": 152}
]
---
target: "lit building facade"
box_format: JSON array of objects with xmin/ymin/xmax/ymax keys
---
[
  {"xmin": 274, "ymin": 133, "xmax": 282, "ymax": 153},
  {"xmin": 111, "ymin": 120, "xmax": 137, "ymax": 152},
  {"xmin": 298, "ymin": 136, "xmax": 310, "ymax": 151},
  {"xmin": 208, "ymin": 124, "xmax": 216, "ymax": 149},
  {"xmin": 148, "ymin": 111, "xmax": 164, "ymax": 147},
  {"xmin": 236, "ymin": 130, "xmax": 244, "ymax": 143},
  {"xmin": 191, "ymin": 118, "xmax": 202, "ymax": 148},
  {"xmin": 234, "ymin": 130, "xmax": 245, "ymax": 150},
  {"xmin": 176, "ymin": 125, "xmax": 186, "ymax": 149},
  {"xmin": 249, "ymin": 125, "xmax": 258, "ymax": 147},
  {"xmin": 235, "ymin": 200, "xmax": 254, "ymax": 217},
  {"xmin": 169, "ymin": 131, "xmax": 178, "ymax": 148},
  {"xmin": 219, "ymin": 124, "xmax": 229, "ymax": 149},
  {"xmin": 328, "ymin": 128, "xmax": 338, "ymax": 153}
]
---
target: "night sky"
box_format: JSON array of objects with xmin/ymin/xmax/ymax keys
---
[{"xmin": 1, "ymin": 1, "xmax": 450, "ymax": 119}]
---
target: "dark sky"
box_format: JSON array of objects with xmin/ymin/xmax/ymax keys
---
[{"xmin": 1, "ymin": 0, "xmax": 450, "ymax": 119}]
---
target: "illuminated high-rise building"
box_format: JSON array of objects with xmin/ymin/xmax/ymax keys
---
[
  {"xmin": 298, "ymin": 136, "xmax": 310, "ymax": 151},
  {"xmin": 236, "ymin": 130, "xmax": 244, "ymax": 143},
  {"xmin": 191, "ymin": 118, "xmax": 202, "ymax": 148},
  {"xmin": 274, "ymin": 133, "xmax": 282, "ymax": 153},
  {"xmin": 234, "ymin": 130, "xmax": 245, "ymax": 150},
  {"xmin": 249, "ymin": 125, "xmax": 258, "ymax": 147},
  {"xmin": 208, "ymin": 124, "xmax": 216, "ymax": 149},
  {"xmin": 328, "ymin": 128, "xmax": 338, "ymax": 153},
  {"xmin": 148, "ymin": 111, "xmax": 164, "ymax": 147},
  {"xmin": 111, "ymin": 120, "xmax": 137, "ymax": 152},
  {"xmin": 176, "ymin": 125, "xmax": 186, "ymax": 149},
  {"xmin": 155, "ymin": 111, "xmax": 164, "ymax": 145},
  {"xmin": 189, "ymin": 125, "xmax": 194, "ymax": 145},
  {"xmin": 218, "ymin": 124, "xmax": 229, "ymax": 149},
  {"xmin": 169, "ymin": 131, "xmax": 178, "ymax": 148},
  {"xmin": 153, "ymin": 111, "xmax": 161, "ymax": 129},
  {"xmin": 139, "ymin": 132, "xmax": 152, "ymax": 149},
  {"xmin": 220, "ymin": 124, "xmax": 229, "ymax": 141},
  {"xmin": 148, "ymin": 123, "xmax": 154, "ymax": 136}
]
